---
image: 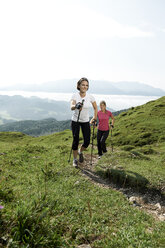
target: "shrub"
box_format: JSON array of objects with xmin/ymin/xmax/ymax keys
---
[
  {"xmin": 130, "ymin": 150, "xmax": 150, "ymax": 160},
  {"xmin": 135, "ymin": 146, "xmax": 156, "ymax": 155},
  {"xmin": 121, "ymin": 145, "xmax": 135, "ymax": 151},
  {"xmin": 105, "ymin": 168, "xmax": 149, "ymax": 189},
  {"xmin": 11, "ymin": 201, "xmax": 65, "ymax": 247}
]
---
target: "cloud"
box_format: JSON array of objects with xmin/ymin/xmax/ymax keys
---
[
  {"xmin": 159, "ymin": 28, "xmax": 165, "ymax": 33},
  {"xmin": 43, "ymin": 1, "xmax": 154, "ymax": 39},
  {"xmin": 0, "ymin": 0, "xmax": 155, "ymax": 86},
  {"xmin": 67, "ymin": 7, "xmax": 154, "ymax": 39},
  {"xmin": 0, "ymin": 0, "xmax": 154, "ymax": 42}
]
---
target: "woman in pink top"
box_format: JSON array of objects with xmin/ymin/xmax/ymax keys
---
[{"xmin": 97, "ymin": 101, "xmax": 115, "ymax": 158}]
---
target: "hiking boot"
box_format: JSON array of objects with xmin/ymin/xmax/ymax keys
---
[
  {"xmin": 98, "ymin": 154, "xmax": 103, "ymax": 159},
  {"xmin": 73, "ymin": 159, "xmax": 78, "ymax": 168},
  {"xmin": 79, "ymin": 152, "xmax": 84, "ymax": 163}
]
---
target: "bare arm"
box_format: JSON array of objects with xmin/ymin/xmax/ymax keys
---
[
  {"xmin": 70, "ymin": 100, "xmax": 76, "ymax": 110},
  {"xmin": 90, "ymin": 101, "xmax": 98, "ymax": 123},
  {"xmin": 110, "ymin": 114, "xmax": 115, "ymax": 128}
]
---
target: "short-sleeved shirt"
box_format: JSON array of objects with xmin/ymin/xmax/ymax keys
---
[
  {"xmin": 98, "ymin": 110, "xmax": 113, "ymax": 131},
  {"xmin": 71, "ymin": 92, "xmax": 95, "ymax": 122}
]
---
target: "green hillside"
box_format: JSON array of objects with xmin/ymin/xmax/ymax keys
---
[
  {"xmin": 0, "ymin": 97, "xmax": 165, "ymax": 247},
  {"xmin": 0, "ymin": 118, "xmax": 71, "ymax": 136},
  {"xmin": 110, "ymin": 96, "xmax": 165, "ymax": 147}
]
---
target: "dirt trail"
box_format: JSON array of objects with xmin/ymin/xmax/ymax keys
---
[{"xmin": 77, "ymin": 153, "xmax": 165, "ymax": 222}]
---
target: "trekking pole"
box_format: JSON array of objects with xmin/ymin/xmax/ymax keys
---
[
  {"xmin": 68, "ymin": 100, "xmax": 85, "ymax": 163},
  {"xmin": 110, "ymin": 126, "xmax": 113, "ymax": 152},
  {"xmin": 90, "ymin": 120, "xmax": 96, "ymax": 165}
]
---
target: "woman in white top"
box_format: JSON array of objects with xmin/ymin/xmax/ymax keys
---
[{"xmin": 70, "ymin": 77, "xmax": 97, "ymax": 167}]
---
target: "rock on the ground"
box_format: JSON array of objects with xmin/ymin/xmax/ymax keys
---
[
  {"xmin": 129, "ymin": 196, "xmax": 142, "ymax": 207},
  {"xmin": 129, "ymin": 196, "xmax": 136, "ymax": 203},
  {"xmin": 158, "ymin": 215, "xmax": 165, "ymax": 221},
  {"xmin": 155, "ymin": 203, "xmax": 161, "ymax": 210}
]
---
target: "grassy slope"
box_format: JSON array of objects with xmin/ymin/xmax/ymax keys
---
[
  {"xmin": 95, "ymin": 142, "xmax": 165, "ymax": 193},
  {"xmin": 0, "ymin": 131, "xmax": 164, "ymax": 247},
  {"xmin": 110, "ymin": 96, "xmax": 165, "ymax": 147},
  {"xmin": 0, "ymin": 96, "xmax": 165, "ymax": 247}
]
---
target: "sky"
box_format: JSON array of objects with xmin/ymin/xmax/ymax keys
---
[{"xmin": 0, "ymin": 0, "xmax": 165, "ymax": 90}]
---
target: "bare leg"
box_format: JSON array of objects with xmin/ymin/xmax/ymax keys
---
[
  {"xmin": 79, "ymin": 145, "xmax": 86, "ymax": 153},
  {"xmin": 73, "ymin": 150, "xmax": 78, "ymax": 159}
]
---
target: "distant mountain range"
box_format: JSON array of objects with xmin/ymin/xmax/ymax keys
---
[
  {"xmin": 1, "ymin": 80, "xmax": 165, "ymax": 96},
  {"xmin": 0, "ymin": 95, "xmax": 71, "ymax": 123},
  {"xmin": 0, "ymin": 95, "xmax": 115, "ymax": 125},
  {"xmin": 0, "ymin": 109, "xmax": 127, "ymax": 136},
  {"xmin": 0, "ymin": 79, "xmax": 164, "ymax": 126}
]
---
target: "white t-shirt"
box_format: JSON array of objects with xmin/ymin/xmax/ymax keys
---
[{"xmin": 71, "ymin": 92, "xmax": 95, "ymax": 122}]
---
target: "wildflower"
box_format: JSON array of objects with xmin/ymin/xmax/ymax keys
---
[{"xmin": 0, "ymin": 205, "xmax": 4, "ymax": 209}]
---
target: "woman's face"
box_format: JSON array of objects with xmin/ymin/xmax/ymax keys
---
[
  {"xmin": 79, "ymin": 80, "xmax": 88, "ymax": 93},
  {"xmin": 100, "ymin": 103, "xmax": 106, "ymax": 112}
]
